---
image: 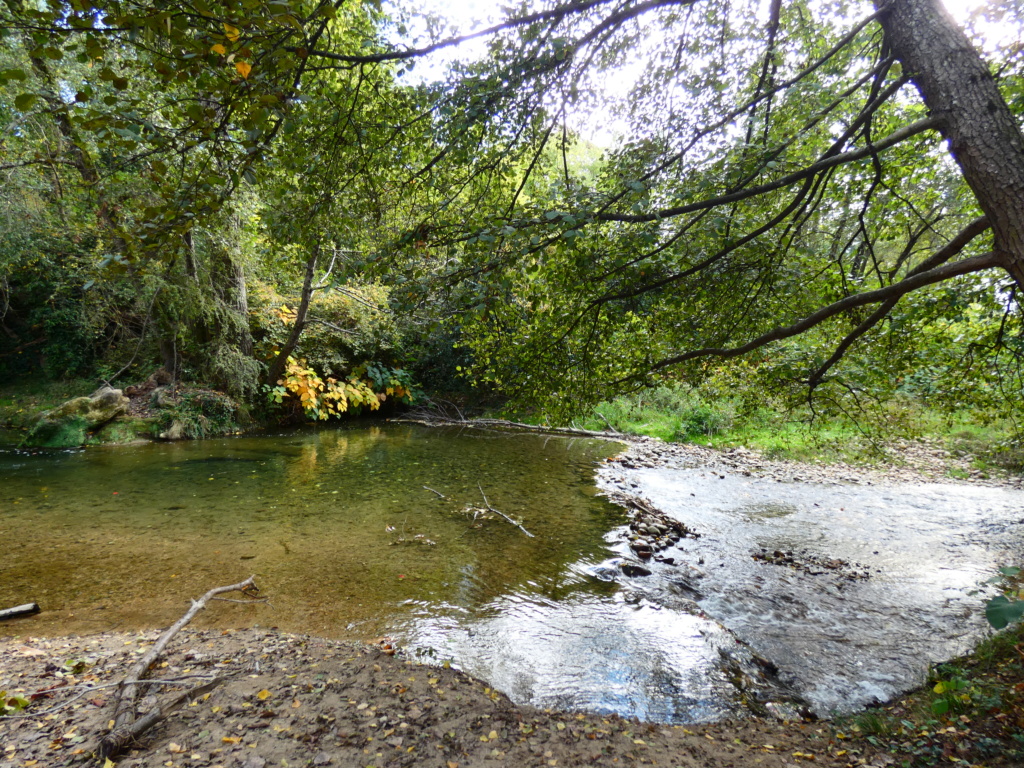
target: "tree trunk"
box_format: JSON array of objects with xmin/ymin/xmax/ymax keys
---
[
  {"xmin": 877, "ymin": 0, "xmax": 1024, "ymax": 290},
  {"xmin": 266, "ymin": 243, "xmax": 319, "ymax": 385}
]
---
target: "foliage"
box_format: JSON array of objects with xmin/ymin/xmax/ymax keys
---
[
  {"xmin": 267, "ymin": 356, "xmax": 414, "ymax": 421},
  {"xmin": 1, "ymin": 691, "xmax": 29, "ymax": 717},
  {"xmin": 250, "ymin": 280, "xmax": 401, "ymax": 378},
  {"xmin": 156, "ymin": 390, "xmax": 241, "ymax": 440},
  {"xmin": 0, "ymin": 0, "xmax": 1022, "ymax": 442},
  {"xmin": 984, "ymin": 567, "xmax": 1024, "ymax": 631},
  {"xmin": 578, "ymin": 384, "xmax": 735, "ymax": 442}
]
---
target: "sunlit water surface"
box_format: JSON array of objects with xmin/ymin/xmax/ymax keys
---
[
  {"xmin": 1, "ymin": 425, "xmax": 768, "ymax": 722},
  {"xmin": 3, "ymin": 425, "xmax": 1023, "ymax": 721},
  {"xmin": 600, "ymin": 465, "xmax": 1024, "ymax": 715}
]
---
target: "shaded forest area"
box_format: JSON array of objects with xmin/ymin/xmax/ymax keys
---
[{"xmin": 1, "ymin": 0, "xmax": 1022, "ymax": 458}]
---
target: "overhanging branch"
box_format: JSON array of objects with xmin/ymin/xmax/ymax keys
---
[
  {"xmin": 648, "ymin": 249, "xmax": 1001, "ymax": 372},
  {"xmin": 807, "ymin": 214, "xmax": 991, "ymax": 388},
  {"xmin": 598, "ymin": 116, "xmax": 940, "ymax": 224}
]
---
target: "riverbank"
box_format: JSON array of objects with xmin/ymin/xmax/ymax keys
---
[
  {"xmin": 4, "ymin": 623, "xmax": 1022, "ymax": 767},
  {"xmin": 0, "ymin": 626, "xmax": 866, "ymax": 768},
  {"xmin": 599, "ymin": 433, "xmax": 1024, "ymax": 490}
]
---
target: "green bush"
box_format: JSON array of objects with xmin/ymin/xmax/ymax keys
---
[{"xmin": 157, "ymin": 390, "xmax": 241, "ymax": 439}]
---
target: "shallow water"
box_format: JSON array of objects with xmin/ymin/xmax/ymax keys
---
[
  {"xmin": 4, "ymin": 426, "xmax": 1022, "ymax": 722},
  {"xmin": 0, "ymin": 424, "xmax": 772, "ymax": 721},
  {"xmin": 600, "ymin": 465, "xmax": 1024, "ymax": 715}
]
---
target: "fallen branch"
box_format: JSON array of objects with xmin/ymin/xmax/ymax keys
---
[
  {"xmin": 478, "ymin": 484, "xmax": 534, "ymax": 538},
  {"xmin": 0, "ymin": 602, "xmax": 40, "ymax": 621},
  {"xmin": 391, "ymin": 414, "xmax": 622, "ymax": 440},
  {"xmin": 99, "ymin": 678, "xmax": 224, "ymax": 759},
  {"xmin": 423, "ymin": 486, "xmax": 446, "ymax": 499},
  {"xmin": 97, "ymin": 576, "xmax": 261, "ymax": 760}
]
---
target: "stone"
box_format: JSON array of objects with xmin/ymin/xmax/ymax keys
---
[
  {"xmin": 620, "ymin": 563, "xmax": 652, "ymax": 577},
  {"xmin": 23, "ymin": 386, "xmax": 129, "ymax": 448},
  {"xmin": 160, "ymin": 419, "xmax": 186, "ymax": 440}
]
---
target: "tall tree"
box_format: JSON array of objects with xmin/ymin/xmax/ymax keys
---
[{"xmin": 350, "ymin": 0, "xmax": 1023, "ymax": 414}]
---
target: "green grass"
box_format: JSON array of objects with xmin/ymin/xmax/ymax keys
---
[
  {"xmin": 572, "ymin": 384, "xmax": 1021, "ymax": 472},
  {"xmin": 0, "ymin": 378, "xmax": 96, "ymax": 430}
]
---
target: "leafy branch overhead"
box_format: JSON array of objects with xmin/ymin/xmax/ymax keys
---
[{"xmin": 0, "ymin": 0, "xmax": 1021, "ymax": 423}]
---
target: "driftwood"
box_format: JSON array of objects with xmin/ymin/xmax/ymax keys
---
[
  {"xmin": 392, "ymin": 414, "xmax": 622, "ymax": 440},
  {"xmin": 98, "ymin": 576, "xmax": 261, "ymax": 760},
  {"xmin": 0, "ymin": 602, "xmax": 40, "ymax": 621},
  {"xmin": 478, "ymin": 484, "xmax": 534, "ymax": 538}
]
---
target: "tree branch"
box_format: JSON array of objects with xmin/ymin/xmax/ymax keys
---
[
  {"xmin": 646, "ymin": 250, "xmax": 1001, "ymax": 373},
  {"xmin": 598, "ymin": 116, "xmax": 940, "ymax": 224},
  {"xmin": 297, "ymin": 0, "xmax": 691, "ymax": 65},
  {"xmin": 806, "ymin": 214, "xmax": 991, "ymax": 387}
]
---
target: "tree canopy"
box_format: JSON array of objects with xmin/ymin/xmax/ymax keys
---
[{"xmin": 1, "ymin": 0, "xmax": 1021, "ymax": 423}]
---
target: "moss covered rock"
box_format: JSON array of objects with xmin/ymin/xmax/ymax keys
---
[{"xmin": 24, "ymin": 386, "xmax": 130, "ymax": 448}]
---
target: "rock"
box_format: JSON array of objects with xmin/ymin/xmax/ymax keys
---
[
  {"xmin": 151, "ymin": 385, "xmax": 176, "ymax": 408},
  {"xmin": 23, "ymin": 386, "xmax": 129, "ymax": 448},
  {"xmin": 620, "ymin": 563, "xmax": 653, "ymax": 577}
]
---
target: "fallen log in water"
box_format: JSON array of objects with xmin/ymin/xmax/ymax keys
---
[{"xmin": 0, "ymin": 603, "xmax": 40, "ymax": 622}]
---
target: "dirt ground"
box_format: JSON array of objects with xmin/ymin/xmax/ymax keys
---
[{"xmin": 0, "ymin": 626, "xmax": 887, "ymax": 768}]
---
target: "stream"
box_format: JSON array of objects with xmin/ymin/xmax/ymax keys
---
[{"xmin": 2, "ymin": 424, "xmax": 1023, "ymax": 722}]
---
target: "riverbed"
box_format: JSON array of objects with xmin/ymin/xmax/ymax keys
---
[{"xmin": 2, "ymin": 424, "xmax": 1022, "ymax": 723}]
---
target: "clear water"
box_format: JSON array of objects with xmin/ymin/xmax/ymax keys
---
[
  {"xmin": 0, "ymin": 424, "xmax": 769, "ymax": 722},
  {"xmin": 6, "ymin": 425, "xmax": 1020, "ymax": 722},
  {"xmin": 600, "ymin": 465, "xmax": 1024, "ymax": 715}
]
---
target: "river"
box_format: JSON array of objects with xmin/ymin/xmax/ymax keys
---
[{"xmin": 2, "ymin": 424, "xmax": 1022, "ymax": 722}]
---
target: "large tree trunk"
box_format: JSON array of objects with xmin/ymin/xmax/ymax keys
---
[{"xmin": 877, "ymin": 0, "xmax": 1024, "ymax": 290}]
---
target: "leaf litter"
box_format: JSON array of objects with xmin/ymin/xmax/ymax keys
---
[{"xmin": 0, "ymin": 627, "xmax": 910, "ymax": 767}]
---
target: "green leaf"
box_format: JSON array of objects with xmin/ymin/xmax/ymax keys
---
[
  {"xmin": 0, "ymin": 68, "xmax": 27, "ymax": 83},
  {"xmin": 985, "ymin": 595, "xmax": 1024, "ymax": 630},
  {"xmin": 14, "ymin": 93, "xmax": 39, "ymax": 110}
]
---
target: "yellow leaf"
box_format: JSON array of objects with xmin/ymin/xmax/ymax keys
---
[
  {"xmin": 222, "ymin": 736, "xmax": 242, "ymax": 744},
  {"xmin": 211, "ymin": 43, "xmax": 227, "ymax": 55},
  {"xmin": 223, "ymin": 23, "xmax": 240, "ymax": 41},
  {"xmin": 235, "ymin": 60, "xmax": 252, "ymax": 79},
  {"xmin": 104, "ymin": 760, "xmax": 116, "ymax": 768},
  {"xmin": 257, "ymin": 689, "xmax": 271, "ymax": 700},
  {"xmin": 291, "ymin": 699, "xmax": 301, "ymax": 708}
]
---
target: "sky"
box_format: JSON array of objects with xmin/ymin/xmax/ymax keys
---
[{"xmin": 385, "ymin": 0, "xmax": 1015, "ymax": 143}]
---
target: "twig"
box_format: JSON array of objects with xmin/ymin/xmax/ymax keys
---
[
  {"xmin": 97, "ymin": 576, "xmax": 260, "ymax": 760},
  {"xmin": 6, "ymin": 676, "xmax": 222, "ymax": 720},
  {"xmin": 478, "ymin": 483, "xmax": 534, "ymax": 538},
  {"xmin": 423, "ymin": 486, "xmax": 446, "ymax": 498}
]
